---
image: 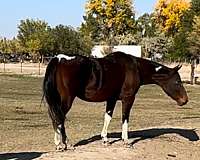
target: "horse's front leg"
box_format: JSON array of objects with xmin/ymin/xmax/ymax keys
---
[
  {"xmin": 121, "ymin": 97, "xmax": 135, "ymax": 145},
  {"xmin": 101, "ymin": 98, "xmax": 117, "ymax": 144}
]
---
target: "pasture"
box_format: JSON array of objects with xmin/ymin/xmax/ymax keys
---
[{"xmin": 0, "ymin": 74, "xmax": 200, "ymax": 160}]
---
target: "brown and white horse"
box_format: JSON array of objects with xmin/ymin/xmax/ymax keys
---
[{"xmin": 43, "ymin": 51, "xmax": 188, "ymax": 150}]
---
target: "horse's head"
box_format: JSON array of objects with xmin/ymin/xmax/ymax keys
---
[{"xmin": 152, "ymin": 65, "xmax": 188, "ymax": 106}]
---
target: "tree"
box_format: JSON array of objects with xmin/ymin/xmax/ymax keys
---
[
  {"xmin": 80, "ymin": 14, "xmax": 101, "ymax": 43},
  {"xmin": 191, "ymin": 0, "xmax": 200, "ymax": 15},
  {"xmin": 136, "ymin": 13, "xmax": 157, "ymax": 38},
  {"xmin": 186, "ymin": 16, "xmax": 200, "ymax": 84},
  {"xmin": 187, "ymin": 16, "xmax": 200, "ymax": 58},
  {"xmin": 50, "ymin": 25, "xmax": 91, "ymax": 56},
  {"xmin": 17, "ymin": 19, "xmax": 51, "ymax": 60},
  {"xmin": 140, "ymin": 33, "xmax": 172, "ymax": 59},
  {"xmin": 113, "ymin": 33, "xmax": 141, "ymax": 45},
  {"xmin": 0, "ymin": 38, "xmax": 9, "ymax": 54},
  {"xmin": 82, "ymin": 0, "xmax": 136, "ymax": 44},
  {"xmin": 171, "ymin": 0, "xmax": 200, "ymax": 60},
  {"xmin": 8, "ymin": 38, "xmax": 23, "ymax": 54},
  {"xmin": 154, "ymin": 0, "xmax": 190, "ymax": 36}
]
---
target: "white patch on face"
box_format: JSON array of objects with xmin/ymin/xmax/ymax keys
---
[
  {"xmin": 155, "ymin": 66, "xmax": 162, "ymax": 72},
  {"xmin": 57, "ymin": 54, "xmax": 76, "ymax": 62},
  {"xmin": 54, "ymin": 124, "xmax": 62, "ymax": 146},
  {"xmin": 101, "ymin": 113, "xmax": 112, "ymax": 140},
  {"xmin": 122, "ymin": 120, "xmax": 128, "ymax": 140}
]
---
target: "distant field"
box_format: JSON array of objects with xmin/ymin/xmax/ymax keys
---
[{"xmin": 0, "ymin": 74, "xmax": 200, "ymax": 159}]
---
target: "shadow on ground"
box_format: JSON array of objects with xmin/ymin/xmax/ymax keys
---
[
  {"xmin": 74, "ymin": 127, "xmax": 199, "ymax": 147},
  {"xmin": 0, "ymin": 152, "xmax": 45, "ymax": 160}
]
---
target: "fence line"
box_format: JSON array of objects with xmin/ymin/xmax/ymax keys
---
[
  {"xmin": 0, "ymin": 62, "xmax": 47, "ymax": 75},
  {"xmin": 0, "ymin": 56, "xmax": 53, "ymax": 75},
  {"xmin": 0, "ymin": 57, "xmax": 200, "ymax": 84}
]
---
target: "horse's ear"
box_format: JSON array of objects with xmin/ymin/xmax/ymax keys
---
[
  {"xmin": 170, "ymin": 64, "xmax": 182, "ymax": 76},
  {"xmin": 173, "ymin": 64, "xmax": 182, "ymax": 72}
]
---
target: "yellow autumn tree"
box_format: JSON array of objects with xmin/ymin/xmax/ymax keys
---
[
  {"xmin": 154, "ymin": 0, "xmax": 190, "ymax": 35},
  {"xmin": 84, "ymin": 0, "xmax": 135, "ymax": 43}
]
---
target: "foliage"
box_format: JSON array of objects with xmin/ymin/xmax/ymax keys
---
[
  {"xmin": 15, "ymin": 19, "xmax": 92, "ymax": 58},
  {"xmin": 0, "ymin": 38, "xmax": 8, "ymax": 54},
  {"xmin": 169, "ymin": 31, "xmax": 189, "ymax": 60},
  {"xmin": 80, "ymin": 14, "xmax": 101, "ymax": 43},
  {"xmin": 187, "ymin": 16, "xmax": 200, "ymax": 58},
  {"xmin": 191, "ymin": 0, "xmax": 200, "ymax": 16},
  {"xmin": 50, "ymin": 25, "xmax": 91, "ymax": 56},
  {"xmin": 154, "ymin": 0, "xmax": 190, "ymax": 36},
  {"xmin": 0, "ymin": 38, "xmax": 22, "ymax": 55},
  {"xmin": 82, "ymin": 0, "xmax": 135, "ymax": 44},
  {"xmin": 140, "ymin": 33, "xmax": 172, "ymax": 59},
  {"xmin": 136, "ymin": 13, "xmax": 157, "ymax": 38},
  {"xmin": 1, "ymin": 0, "xmax": 200, "ymax": 61},
  {"xmin": 17, "ymin": 19, "xmax": 51, "ymax": 59},
  {"xmin": 113, "ymin": 33, "xmax": 141, "ymax": 45},
  {"xmin": 170, "ymin": 0, "xmax": 200, "ymax": 60}
]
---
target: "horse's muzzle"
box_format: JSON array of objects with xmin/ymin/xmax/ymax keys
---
[{"xmin": 177, "ymin": 96, "xmax": 188, "ymax": 106}]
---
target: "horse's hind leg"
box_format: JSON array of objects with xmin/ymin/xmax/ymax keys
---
[
  {"xmin": 54, "ymin": 122, "xmax": 66, "ymax": 151},
  {"xmin": 101, "ymin": 98, "xmax": 117, "ymax": 144},
  {"xmin": 54, "ymin": 97, "xmax": 74, "ymax": 151}
]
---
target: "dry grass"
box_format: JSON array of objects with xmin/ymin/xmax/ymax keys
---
[{"xmin": 0, "ymin": 74, "xmax": 200, "ymax": 154}]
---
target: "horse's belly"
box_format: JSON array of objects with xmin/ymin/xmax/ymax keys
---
[{"xmin": 78, "ymin": 86, "xmax": 119, "ymax": 102}]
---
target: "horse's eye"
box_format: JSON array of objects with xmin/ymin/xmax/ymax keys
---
[{"xmin": 175, "ymin": 81, "xmax": 181, "ymax": 85}]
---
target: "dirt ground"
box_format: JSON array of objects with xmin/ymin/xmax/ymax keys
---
[
  {"xmin": 35, "ymin": 127, "xmax": 200, "ymax": 160},
  {"xmin": 0, "ymin": 69, "xmax": 200, "ymax": 160},
  {"xmin": 2, "ymin": 127, "xmax": 200, "ymax": 160}
]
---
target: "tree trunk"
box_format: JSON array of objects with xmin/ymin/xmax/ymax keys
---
[{"xmin": 190, "ymin": 59, "xmax": 195, "ymax": 85}]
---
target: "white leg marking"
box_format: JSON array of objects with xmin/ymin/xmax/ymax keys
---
[
  {"xmin": 122, "ymin": 120, "xmax": 128, "ymax": 141},
  {"xmin": 54, "ymin": 124, "xmax": 62, "ymax": 146},
  {"xmin": 57, "ymin": 54, "xmax": 76, "ymax": 62},
  {"xmin": 101, "ymin": 113, "xmax": 112, "ymax": 142}
]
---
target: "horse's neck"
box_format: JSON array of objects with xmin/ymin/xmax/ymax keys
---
[{"xmin": 138, "ymin": 59, "xmax": 158, "ymax": 85}]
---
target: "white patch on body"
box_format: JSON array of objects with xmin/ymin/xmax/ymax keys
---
[
  {"xmin": 54, "ymin": 124, "xmax": 62, "ymax": 146},
  {"xmin": 101, "ymin": 113, "xmax": 112, "ymax": 141},
  {"xmin": 122, "ymin": 120, "xmax": 128, "ymax": 140},
  {"xmin": 57, "ymin": 54, "xmax": 76, "ymax": 62},
  {"xmin": 155, "ymin": 66, "xmax": 162, "ymax": 72}
]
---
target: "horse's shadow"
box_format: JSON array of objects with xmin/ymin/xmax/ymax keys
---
[
  {"xmin": 0, "ymin": 152, "xmax": 44, "ymax": 160},
  {"xmin": 74, "ymin": 128, "xmax": 199, "ymax": 147}
]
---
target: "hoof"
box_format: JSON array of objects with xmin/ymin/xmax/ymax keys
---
[
  {"xmin": 67, "ymin": 144, "xmax": 76, "ymax": 151},
  {"xmin": 122, "ymin": 139, "xmax": 128, "ymax": 145},
  {"xmin": 55, "ymin": 144, "xmax": 67, "ymax": 152},
  {"xmin": 102, "ymin": 137, "xmax": 111, "ymax": 146},
  {"xmin": 102, "ymin": 140, "xmax": 111, "ymax": 146},
  {"xmin": 122, "ymin": 140, "xmax": 133, "ymax": 148}
]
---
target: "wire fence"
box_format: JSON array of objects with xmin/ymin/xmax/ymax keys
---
[
  {"xmin": 0, "ymin": 56, "xmax": 200, "ymax": 84},
  {"xmin": 0, "ymin": 56, "xmax": 52, "ymax": 76}
]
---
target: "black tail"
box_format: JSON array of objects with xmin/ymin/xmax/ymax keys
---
[{"xmin": 43, "ymin": 57, "xmax": 64, "ymax": 130}]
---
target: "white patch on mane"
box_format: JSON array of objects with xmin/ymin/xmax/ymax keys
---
[
  {"xmin": 155, "ymin": 66, "xmax": 162, "ymax": 72},
  {"xmin": 57, "ymin": 54, "xmax": 76, "ymax": 62}
]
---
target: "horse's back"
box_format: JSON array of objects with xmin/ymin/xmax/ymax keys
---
[{"xmin": 55, "ymin": 52, "xmax": 140, "ymax": 102}]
